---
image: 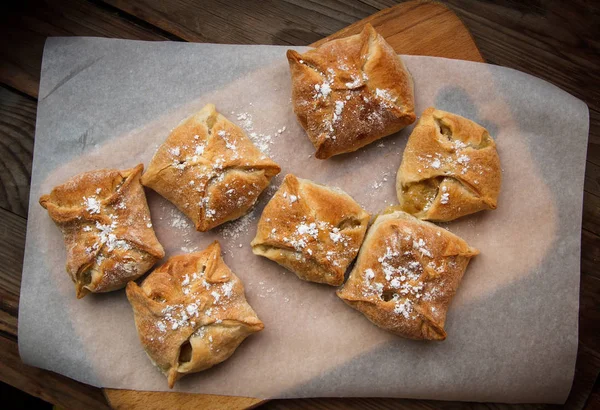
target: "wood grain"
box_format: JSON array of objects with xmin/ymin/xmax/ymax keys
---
[
  {"xmin": 105, "ymin": 390, "xmax": 264, "ymax": 410},
  {"xmin": 0, "ymin": 0, "xmax": 598, "ymax": 409},
  {"xmin": 444, "ymin": 0, "xmax": 600, "ymax": 112},
  {"xmin": 0, "ymin": 207, "xmax": 25, "ymax": 338},
  {"xmin": 104, "ymin": 0, "xmax": 481, "ymax": 63},
  {"xmin": 1, "ymin": 0, "xmax": 172, "ymax": 98},
  {"xmin": 0, "ymin": 87, "xmax": 35, "ymax": 217},
  {"xmin": 310, "ymin": 1, "xmax": 483, "ymax": 62},
  {"xmin": 0, "ymin": 333, "xmax": 110, "ymax": 410},
  {"xmin": 102, "ymin": 0, "xmax": 375, "ymax": 44}
]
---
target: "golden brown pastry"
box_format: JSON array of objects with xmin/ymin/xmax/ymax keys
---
[
  {"xmin": 287, "ymin": 24, "xmax": 416, "ymax": 159},
  {"xmin": 251, "ymin": 174, "xmax": 370, "ymax": 286},
  {"xmin": 39, "ymin": 164, "xmax": 164, "ymax": 299},
  {"xmin": 396, "ymin": 107, "xmax": 501, "ymax": 221},
  {"xmin": 126, "ymin": 241, "xmax": 263, "ymax": 388},
  {"xmin": 337, "ymin": 209, "xmax": 478, "ymax": 340},
  {"xmin": 141, "ymin": 104, "xmax": 281, "ymax": 231}
]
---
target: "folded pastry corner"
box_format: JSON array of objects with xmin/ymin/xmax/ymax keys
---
[
  {"xmin": 396, "ymin": 107, "xmax": 501, "ymax": 221},
  {"xmin": 251, "ymin": 174, "xmax": 370, "ymax": 286},
  {"xmin": 287, "ymin": 24, "xmax": 416, "ymax": 159},
  {"xmin": 141, "ymin": 104, "xmax": 281, "ymax": 231},
  {"xmin": 337, "ymin": 209, "xmax": 478, "ymax": 340},
  {"xmin": 39, "ymin": 164, "xmax": 164, "ymax": 298},
  {"xmin": 126, "ymin": 241, "xmax": 263, "ymax": 388}
]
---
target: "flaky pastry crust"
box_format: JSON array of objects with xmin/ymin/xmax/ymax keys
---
[
  {"xmin": 251, "ymin": 174, "xmax": 370, "ymax": 286},
  {"xmin": 396, "ymin": 107, "xmax": 501, "ymax": 221},
  {"xmin": 337, "ymin": 209, "xmax": 478, "ymax": 340},
  {"xmin": 39, "ymin": 164, "xmax": 164, "ymax": 298},
  {"xmin": 126, "ymin": 241, "xmax": 263, "ymax": 388},
  {"xmin": 287, "ymin": 24, "xmax": 416, "ymax": 159},
  {"xmin": 141, "ymin": 104, "xmax": 280, "ymax": 231}
]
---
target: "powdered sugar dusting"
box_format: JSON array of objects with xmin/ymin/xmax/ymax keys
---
[
  {"xmin": 440, "ymin": 186, "xmax": 450, "ymax": 204},
  {"xmin": 375, "ymin": 88, "xmax": 396, "ymax": 108},
  {"xmin": 231, "ymin": 110, "xmax": 285, "ymax": 156},
  {"xmin": 83, "ymin": 196, "xmax": 101, "ymax": 214},
  {"xmin": 369, "ymin": 172, "xmax": 390, "ymax": 195},
  {"xmin": 154, "ymin": 267, "xmax": 238, "ymax": 339},
  {"xmin": 333, "ymin": 101, "xmax": 345, "ymax": 123},
  {"xmin": 219, "ymin": 211, "xmax": 256, "ymax": 241},
  {"xmin": 95, "ymin": 220, "xmax": 130, "ymax": 252},
  {"xmin": 359, "ymin": 228, "xmax": 444, "ymax": 321},
  {"xmin": 314, "ymin": 82, "xmax": 331, "ymax": 99}
]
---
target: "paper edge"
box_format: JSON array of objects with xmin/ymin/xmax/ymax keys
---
[{"xmin": 18, "ymin": 37, "xmax": 591, "ymax": 403}]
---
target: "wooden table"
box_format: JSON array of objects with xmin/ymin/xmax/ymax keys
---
[{"xmin": 1, "ymin": 1, "xmax": 598, "ymax": 409}]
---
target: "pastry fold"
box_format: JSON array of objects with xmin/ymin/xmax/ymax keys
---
[
  {"xmin": 39, "ymin": 164, "xmax": 164, "ymax": 298},
  {"xmin": 396, "ymin": 107, "xmax": 501, "ymax": 221},
  {"xmin": 337, "ymin": 209, "xmax": 478, "ymax": 340},
  {"xmin": 126, "ymin": 241, "xmax": 263, "ymax": 388},
  {"xmin": 287, "ymin": 24, "xmax": 416, "ymax": 159},
  {"xmin": 142, "ymin": 104, "xmax": 281, "ymax": 231},
  {"xmin": 251, "ymin": 174, "xmax": 370, "ymax": 286}
]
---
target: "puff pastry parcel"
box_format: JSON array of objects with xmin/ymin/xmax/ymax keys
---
[
  {"xmin": 39, "ymin": 164, "xmax": 164, "ymax": 298},
  {"xmin": 337, "ymin": 209, "xmax": 478, "ymax": 340},
  {"xmin": 396, "ymin": 107, "xmax": 501, "ymax": 221},
  {"xmin": 251, "ymin": 174, "xmax": 370, "ymax": 286},
  {"xmin": 126, "ymin": 241, "xmax": 263, "ymax": 388},
  {"xmin": 287, "ymin": 24, "xmax": 416, "ymax": 159},
  {"xmin": 141, "ymin": 104, "xmax": 281, "ymax": 231}
]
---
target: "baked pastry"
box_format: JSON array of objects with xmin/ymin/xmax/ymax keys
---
[
  {"xmin": 251, "ymin": 174, "xmax": 370, "ymax": 286},
  {"xmin": 396, "ymin": 107, "xmax": 501, "ymax": 221},
  {"xmin": 337, "ymin": 209, "xmax": 478, "ymax": 340},
  {"xmin": 141, "ymin": 104, "xmax": 281, "ymax": 231},
  {"xmin": 39, "ymin": 164, "xmax": 164, "ymax": 299},
  {"xmin": 126, "ymin": 241, "xmax": 263, "ymax": 388},
  {"xmin": 287, "ymin": 24, "xmax": 416, "ymax": 159}
]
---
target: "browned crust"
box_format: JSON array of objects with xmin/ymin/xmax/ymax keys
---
[
  {"xmin": 287, "ymin": 24, "xmax": 416, "ymax": 159},
  {"xmin": 251, "ymin": 174, "xmax": 370, "ymax": 286},
  {"xmin": 337, "ymin": 209, "xmax": 478, "ymax": 340},
  {"xmin": 396, "ymin": 107, "xmax": 502, "ymax": 222},
  {"xmin": 141, "ymin": 104, "xmax": 281, "ymax": 231},
  {"xmin": 126, "ymin": 241, "xmax": 263, "ymax": 388},
  {"xmin": 39, "ymin": 164, "xmax": 164, "ymax": 298}
]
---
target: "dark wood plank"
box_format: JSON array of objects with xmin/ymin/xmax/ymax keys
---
[
  {"xmin": 102, "ymin": 0, "xmax": 377, "ymax": 45},
  {"xmin": 0, "ymin": 0, "xmax": 173, "ymax": 98},
  {"xmin": 582, "ymin": 229, "xmax": 600, "ymax": 281},
  {"xmin": 0, "ymin": 334, "xmax": 110, "ymax": 410},
  {"xmin": 584, "ymin": 375, "xmax": 600, "ymax": 410},
  {"xmin": 583, "ymin": 192, "xmax": 600, "ymax": 237},
  {"xmin": 579, "ymin": 272, "xmax": 600, "ymax": 351},
  {"xmin": 444, "ymin": 0, "xmax": 600, "ymax": 111},
  {"xmin": 0, "ymin": 206, "xmax": 112, "ymax": 408},
  {"xmin": 0, "ymin": 87, "xmax": 35, "ymax": 217},
  {"xmin": 442, "ymin": 0, "xmax": 600, "ymax": 196},
  {"xmin": 585, "ymin": 161, "xmax": 599, "ymax": 198},
  {"xmin": 0, "ymin": 207, "xmax": 25, "ymax": 338}
]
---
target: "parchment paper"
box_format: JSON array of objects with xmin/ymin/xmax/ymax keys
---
[{"xmin": 19, "ymin": 37, "xmax": 589, "ymax": 404}]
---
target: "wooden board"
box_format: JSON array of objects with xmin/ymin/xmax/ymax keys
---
[{"xmin": 104, "ymin": 2, "xmax": 483, "ymax": 409}]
